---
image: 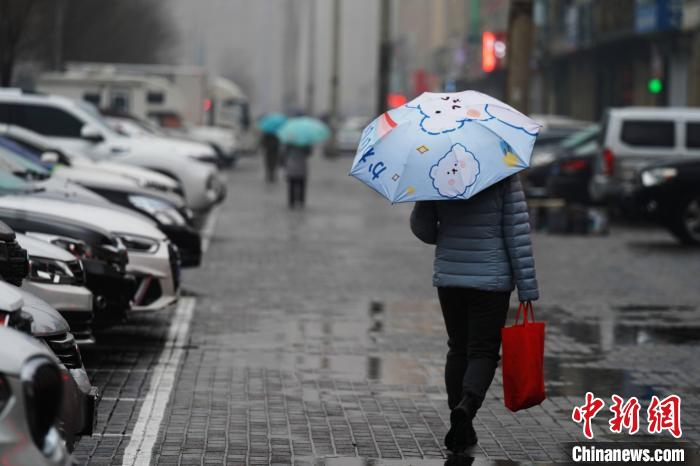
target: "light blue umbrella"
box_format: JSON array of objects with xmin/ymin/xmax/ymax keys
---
[
  {"xmin": 257, "ymin": 112, "xmax": 288, "ymax": 134},
  {"xmin": 349, "ymin": 90, "xmax": 541, "ymax": 203},
  {"xmin": 277, "ymin": 117, "xmax": 330, "ymax": 146}
]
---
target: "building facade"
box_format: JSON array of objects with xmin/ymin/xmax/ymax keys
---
[{"xmin": 389, "ymin": 0, "xmax": 700, "ymax": 121}]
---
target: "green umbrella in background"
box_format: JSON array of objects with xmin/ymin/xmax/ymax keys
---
[{"xmin": 276, "ymin": 117, "xmax": 330, "ymax": 146}]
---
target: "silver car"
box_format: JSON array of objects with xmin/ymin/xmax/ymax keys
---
[
  {"xmin": 0, "ymin": 281, "xmax": 97, "ymax": 447},
  {"xmin": 0, "ymin": 326, "xmax": 72, "ymax": 465},
  {"xmin": 18, "ymin": 233, "xmax": 95, "ymax": 345}
]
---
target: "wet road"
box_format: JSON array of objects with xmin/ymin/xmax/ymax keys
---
[{"xmin": 75, "ymin": 154, "xmax": 700, "ymax": 465}]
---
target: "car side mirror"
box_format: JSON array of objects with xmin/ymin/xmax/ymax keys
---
[
  {"xmin": 80, "ymin": 124, "xmax": 104, "ymax": 143},
  {"xmin": 40, "ymin": 150, "xmax": 60, "ymax": 165}
]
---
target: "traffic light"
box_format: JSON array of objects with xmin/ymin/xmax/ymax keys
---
[{"xmin": 648, "ymin": 78, "xmax": 663, "ymax": 94}]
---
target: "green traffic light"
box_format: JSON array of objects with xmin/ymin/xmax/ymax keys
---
[{"xmin": 648, "ymin": 78, "xmax": 663, "ymax": 94}]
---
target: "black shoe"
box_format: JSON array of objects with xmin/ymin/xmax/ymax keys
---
[{"xmin": 448, "ymin": 396, "xmax": 478, "ymax": 452}]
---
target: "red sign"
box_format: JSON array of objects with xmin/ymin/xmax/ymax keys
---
[{"xmin": 482, "ymin": 31, "xmax": 507, "ymax": 73}]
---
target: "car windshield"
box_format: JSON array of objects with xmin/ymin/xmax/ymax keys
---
[
  {"xmin": 560, "ymin": 124, "xmax": 601, "ymax": 150},
  {"xmin": 0, "ymin": 170, "xmax": 39, "ymax": 194},
  {"xmin": 0, "ymin": 138, "xmax": 51, "ymax": 176},
  {"xmin": 75, "ymin": 100, "xmax": 121, "ymax": 136}
]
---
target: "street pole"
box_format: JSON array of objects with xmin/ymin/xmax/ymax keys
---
[
  {"xmin": 506, "ymin": 0, "xmax": 534, "ymax": 113},
  {"xmin": 376, "ymin": 0, "xmax": 391, "ymax": 115},
  {"xmin": 306, "ymin": 0, "xmax": 316, "ymax": 115},
  {"xmin": 328, "ymin": 0, "xmax": 341, "ymax": 157},
  {"xmin": 284, "ymin": 0, "xmax": 300, "ymax": 112},
  {"xmin": 53, "ymin": 0, "xmax": 65, "ymax": 71}
]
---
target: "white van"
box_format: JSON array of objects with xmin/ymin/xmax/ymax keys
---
[{"xmin": 590, "ymin": 107, "xmax": 700, "ymax": 203}]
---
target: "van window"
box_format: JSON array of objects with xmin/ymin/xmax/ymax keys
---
[
  {"xmin": 620, "ymin": 120, "xmax": 675, "ymax": 147},
  {"xmin": 10, "ymin": 104, "xmax": 83, "ymax": 138},
  {"xmin": 83, "ymin": 93, "xmax": 101, "ymax": 106},
  {"xmin": 686, "ymin": 122, "xmax": 700, "ymax": 148},
  {"xmin": 147, "ymin": 92, "xmax": 164, "ymax": 104}
]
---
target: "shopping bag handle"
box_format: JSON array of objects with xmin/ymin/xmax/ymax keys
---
[{"xmin": 514, "ymin": 301, "xmax": 535, "ymax": 325}]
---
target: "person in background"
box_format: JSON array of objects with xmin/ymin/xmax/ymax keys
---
[
  {"xmin": 409, "ymin": 175, "xmax": 539, "ymax": 455},
  {"xmin": 284, "ymin": 144, "xmax": 312, "ymax": 208},
  {"xmin": 261, "ymin": 132, "xmax": 281, "ymax": 183}
]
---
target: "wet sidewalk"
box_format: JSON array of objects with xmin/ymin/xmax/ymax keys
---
[{"xmin": 77, "ymin": 155, "xmax": 700, "ymax": 465}]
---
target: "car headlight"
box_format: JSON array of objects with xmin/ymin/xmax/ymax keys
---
[
  {"xmin": 531, "ymin": 152, "xmax": 556, "ymax": 167},
  {"xmin": 50, "ymin": 236, "xmax": 92, "ymax": 259},
  {"xmin": 139, "ymin": 179, "xmax": 169, "ymax": 193},
  {"xmin": 117, "ymin": 234, "xmax": 160, "ymax": 254},
  {"xmin": 21, "ymin": 357, "xmax": 62, "ymax": 452},
  {"xmin": 641, "ymin": 167, "xmax": 677, "ymax": 187},
  {"xmin": 190, "ymin": 154, "xmax": 220, "ymax": 165},
  {"xmin": 28, "ymin": 257, "xmax": 77, "ymax": 285},
  {"xmin": 128, "ymin": 195, "xmax": 186, "ymax": 226}
]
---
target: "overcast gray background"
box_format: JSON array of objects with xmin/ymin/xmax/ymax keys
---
[{"xmin": 169, "ymin": 0, "xmax": 380, "ymax": 118}]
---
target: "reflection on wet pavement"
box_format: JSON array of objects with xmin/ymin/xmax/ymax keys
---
[{"xmin": 141, "ymin": 158, "xmax": 700, "ymax": 465}]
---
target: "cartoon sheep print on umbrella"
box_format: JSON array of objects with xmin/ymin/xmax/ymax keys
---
[{"xmin": 349, "ymin": 90, "xmax": 541, "ymax": 203}]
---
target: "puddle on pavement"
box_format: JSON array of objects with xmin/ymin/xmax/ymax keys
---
[
  {"xmin": 540, "ymin": 304, "xmax": 700, "ymax": 398},
  {"xmin": 543, "ymin": 305, "xmax": 700, "ymax": 350},
  {"xmin": 543, "ymin": 362, "xmax": 659, "ymax": 399}
]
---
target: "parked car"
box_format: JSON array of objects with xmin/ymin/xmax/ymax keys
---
[
  {"xmin": 0, "ymin": 195, "xmax": 179, "ymax": 311},
  {"xmin": 0, "ymin": 89, "xmax": 225, "ymax": 212},
  {"xmin": 0, "ymin": 281, "xmax": 97, "ymax": 446},
  {"xmin": 0, "ymin": 326, "xmax": 72, "ymax": 465},
  {"xmin": 527, "ymin": 125, "xmax": 601, "ymax": 204},
  {"xmin": 1, "ymin": 122, "xmax": 184, "ymax": 197},
  {"xmin": 17, "ymin": 233, "xmax": 94, "ymax": 344},
  {"xmin": 633, "ymin": 158, "xmax": 700, "ymax": 245},
  {"xmin": 530, "ymin": 114, "xmax": 593, "ymax": 150},
  {"xmin": 0, "ymin": 137, "xmax": 202, "ymax": 266},
  {"xmin": 590, "ymin": 107, "xmax": 700, "ymax": 206},
  {"xmin": 0, "ymin": 172, "xmax": 177, "ymax": 311},
  {"xmin": 0, "ymin": 208, "xmax": 135, "ymax": 325},
  {"xmin": 329, "ymin": 116, "xmax": 370, "ymax": 156}
]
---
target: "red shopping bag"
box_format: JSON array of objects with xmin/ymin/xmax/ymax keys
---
[{"xmin": 501, "ymin": 301, "xmax": 546, "ymax": 412}]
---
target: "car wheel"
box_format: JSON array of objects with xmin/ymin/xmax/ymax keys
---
[{"xmin": 668, "ymin": 196, "xmax": 700, "ymax": 245}]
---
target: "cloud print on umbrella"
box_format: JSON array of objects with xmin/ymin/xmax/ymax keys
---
[
  {"xmin": 430, "ymin": 143, "xmax": 480, "ymax": 198},
  {"xmin": 408, "ymin": 93, "xmax": 540, "ymax": 136}
]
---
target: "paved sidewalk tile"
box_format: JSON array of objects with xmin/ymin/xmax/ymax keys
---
[{"xmin": 77, "ymin": 156, "xmax": 700, "ymax": 465}]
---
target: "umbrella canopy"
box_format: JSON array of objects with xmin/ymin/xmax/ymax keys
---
[
  {"xmin": 277, "ymin": 117, "xmax": 330, "ymax": 146},
  {"xmin": 349, "ymin": 90, "xmax": 541, "ymax": 203},
  {"xmin": 257, "ymin": 112, "xmax": 288, "ymax": 134}
]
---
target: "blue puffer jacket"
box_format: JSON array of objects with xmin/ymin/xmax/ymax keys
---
[{"xmin": 410, "ymin": 175, "xmax": 539, "ymax": 301}]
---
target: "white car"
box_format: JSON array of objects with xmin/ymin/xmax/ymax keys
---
[
  {"xmin": 0, "ymin": 90, "xmax": 225, "ymax": 212},
  {"xmin": 16, "ymin": 233, "xmax": 94, "ymax": 344},
  {"xmin": 2, "ymin": 121, "xmax": 184, "ymax": 196},
  {"xmin": 181, "ymin": 125, "xmax": 238, "ymax": 165},
  {"xmin": 0, "ymin": 326, "xmax": 72, "ymax": 466},
  {"xmin": 0, "ymin": 196, "xmax": 179, "ymax": 311},
  {"xmin": 105, "ymin": 115, "xmax": 236, "ymax": 167}
]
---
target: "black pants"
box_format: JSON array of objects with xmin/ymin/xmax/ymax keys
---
[
  {"xmin": 288, "ymin": 177, "xmax": 306, "ymax": 207},
  {"xmin": 437, "ymin": 287, "xmax": 511, "ymax": 410},
  {"xmin": 264, "ymin": 152, "xmax": 278, "ymax": 183}
]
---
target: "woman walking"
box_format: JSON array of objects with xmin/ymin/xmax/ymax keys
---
[{"xmin": 410, "ymin": 175, "xmax": 539, "ymax": 454}]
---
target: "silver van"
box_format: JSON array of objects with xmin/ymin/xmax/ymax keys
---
[{"xmin": 590, "ymin": 107, "xmax": 700, "ymax": 204}]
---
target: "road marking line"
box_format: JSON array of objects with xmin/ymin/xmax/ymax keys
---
[
  {"xmin": 121, "ymin": 297, "xmax": 196, "ymax": 466},
  {"xmin": 201, "ymin": 205, "xmax": 221, "ymax": 253}
]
